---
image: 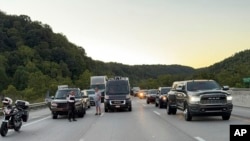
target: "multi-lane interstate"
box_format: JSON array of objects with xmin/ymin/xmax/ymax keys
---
[{"xmin": 1, "ymin": 97, "xmax": 249, "ymax": 141}]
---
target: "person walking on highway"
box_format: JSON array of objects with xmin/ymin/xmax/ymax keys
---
[
  {"xmin": 94, "ymin": 87, "xmax": 102, "ymax": 115},
  {"xmin": 67, "ymin": 91, "xmax": 77, "ymax": 122}
]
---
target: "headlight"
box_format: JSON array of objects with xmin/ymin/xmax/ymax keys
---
[
  {"xmin": 51, "ymin": 102, "xmax": 58, "ymax": 107},
  {"xmin": 227, "ymin": 95, "xmax": 233, "ymax": 103},
  {"xmin": 189, "ymin": 96, "xmax": 200, "ymax": 104},
  {"xmin": 162, "ymin": 96, "xmax": 167, "ymax": 101}
]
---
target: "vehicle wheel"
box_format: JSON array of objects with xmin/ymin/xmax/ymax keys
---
[
  {"xmin": 172, "ymin": 108, "xmax": 177, "ymax": 115},
  {"xmin": 147, "ymin": 100, "xmax": 149, "ymax": 104},
  {"xmin": 0, "ymin": 122, "xmax": 8, "ymax": 137},
  {"xmin": 184, "ymin": 105, "xmax": 192, "ymax": 121},
  {"xmin": 52, "ymin": 114, "xmax": 58, "ymax": 119},
  {"xmin": 222, "ymin": 114, "xmax": 230, "ymax": 120},
  {"xmin": 128, "ymin": 107, "xmax": 132, "ymax": 112},
  {"xmin": 155, "ymin": 102, "xmax": 158, "ymax": 107},
  {"xmin": 105, "ymin": 107, "xmax": 108, "ymax": 112},
  {"xmin": 78, "ymin": 108, "xmax": 85, "ymax": 118},
  {"xmin": 159, "ymin": 102, "xmax": 162, "ymax": 109},
  {"xmin": 167, "ymin": 104, "xmax": 172, "ymax": 115},
  {"xmin": 14, "ymin": 120, "xmax": 22, "ymax": 132}
]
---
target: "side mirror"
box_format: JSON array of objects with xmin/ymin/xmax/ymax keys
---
[
  {"xmin": 50, "ymin": 96, "xmax": 55, "ymax": 99},
  {"xmin": 222, "ymin": 86, "xmax": 229, "ymax": 91},
  {"xmin": 176, "ymin": 87, "xmax": 183, "ymax": 91}
]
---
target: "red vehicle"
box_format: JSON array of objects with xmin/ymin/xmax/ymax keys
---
[{"xmin": 146, "ymin": 89, "xmax": 158, "ymax": 104}]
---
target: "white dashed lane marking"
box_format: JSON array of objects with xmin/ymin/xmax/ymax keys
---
[{"xmin": 153, "ymin": 111, "xmax": 161, "ymax": 116}]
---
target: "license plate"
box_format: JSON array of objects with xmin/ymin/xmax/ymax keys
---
[{"xmin": 115, "ymin": 105, "xmax": 120, "ymax": 108}]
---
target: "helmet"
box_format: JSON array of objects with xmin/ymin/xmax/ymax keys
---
[{"xmin": 2, "ymin": 97, "xmax": 13, "ymax": 106}]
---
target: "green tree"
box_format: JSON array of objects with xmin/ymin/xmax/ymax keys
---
[{"xmin": 75, "ymin": 70, "xmax": 92, "ymax": 89}]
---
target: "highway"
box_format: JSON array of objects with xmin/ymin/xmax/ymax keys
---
[{"xmin": 1, "ymin": 97, "xmax": 249, "ymax": 141}]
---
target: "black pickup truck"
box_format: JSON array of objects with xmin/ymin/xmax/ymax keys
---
[{"xmin": 167, "ymin": 80, "xmax": 233, "ymax": 121}]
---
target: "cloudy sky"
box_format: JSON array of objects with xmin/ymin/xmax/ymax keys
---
[{"xmin": 1, "ymin": 0, "xmax": 249, "ymax": 68}]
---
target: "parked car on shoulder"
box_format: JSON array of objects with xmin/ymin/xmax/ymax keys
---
[
  {"xmin": 167, "ymin": 80, "xmax": 233, "ymax": 121},
  {"xmin": 146, "ymin": 89, "xmax": 158, "ymax": 104},
  {"xmin": 155, "ymin": 87, "xmax": 171, "ymax": 108}
]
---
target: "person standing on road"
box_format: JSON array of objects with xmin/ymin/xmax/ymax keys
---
[
  {"xmin": 67, "ymin": 91, "xmax": 77, "ymax": 122},
  {"xmin": 94, "ymin": 87, "xmax": 102, "ymax": 115}
]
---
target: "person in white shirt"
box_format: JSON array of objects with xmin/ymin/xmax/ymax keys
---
[
  {"xmin": 67, "ymin": 91, "xmax": 77, "ymax": 122},
  {"xmin": 94, "ymin": 87, "xmax": 102, "ymax": 115}
]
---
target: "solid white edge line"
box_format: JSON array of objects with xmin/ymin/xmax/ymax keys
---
[
  {"xmin": 194, "ymin": 136, "xmax": 206, "ymax": 141},
  {"xmin": 153, "ymin": 111, "xmax": 161, "ymax": 116},
  {"xmin": 23, "ymin": 116, "xmax": 51, "ymax": 127}
]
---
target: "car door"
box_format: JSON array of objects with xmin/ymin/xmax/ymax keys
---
[{"xmin": 175, "ymin": 84, "xmax": 186, "ymax": 110}]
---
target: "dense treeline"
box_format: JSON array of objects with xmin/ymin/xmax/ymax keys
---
[{"xmin": 0, "ymin": 11, "xmax": 249, "ymax": 103}]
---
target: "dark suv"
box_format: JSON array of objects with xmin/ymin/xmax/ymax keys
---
[
  {"xmin": 104, "ymin": 78, "xmax": 132, "ymax": 112},
  {"xmin": 50, "ymin": 87, "xmax": 86, "ymax": 119},
  {"xmin": 167, "ymin": 80, "xmax": 233, "ymax": 121},
  {"xmin": 155, "ymin": 87, "xmax": 171, "ymax": 108}
]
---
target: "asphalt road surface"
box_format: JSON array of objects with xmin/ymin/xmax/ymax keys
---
[{"xmin": 1, "ymin": 97, "xmax": 249, "ymax": 141}]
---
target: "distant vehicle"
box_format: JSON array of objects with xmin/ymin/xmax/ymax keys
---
[
  {"xmin": 82, "ymin": 89, "xmax": 95, "ymax": 106},
  {"xmin": 167, "ymin": 80, "xmax": 233, "ymax": 121},
  {"xmin": 146, "ymin": 89, "xmax": 158, "ymax": 104},
  {"xmin": 138, "ymin": 90, "xmax": 148, "ymax": 99},
  {"xmin": 90, "ymin": 76, "xmax": 108, "ymax": 103},
  {"xmin": 131, "ymin": 87, "xmax": 140, "ymax": 97},
  {"xmin": 155, "ymin": 87, "xmax": 171, "ymax": 108},
  {"xmin": 104, "ymin": 77, "xmax": 132, "ymax": 112},
  {"xmin": 49, "ymin": 86, "xmax": 86, "ymax": 119}
]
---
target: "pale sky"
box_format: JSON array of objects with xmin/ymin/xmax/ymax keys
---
[{"xmin": 0, "ymin": 0, "xmax": 249, "ymax": 68}]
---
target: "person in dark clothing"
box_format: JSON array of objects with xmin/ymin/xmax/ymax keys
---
[{"xmin": 67, "ymin": 91, "xmax": 77, "ymax": 122}]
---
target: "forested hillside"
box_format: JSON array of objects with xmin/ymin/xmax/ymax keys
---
[
  {"xmin": 0, "ymin": 11, "xmax": 195, "ymax": 102},
  {"xmin": 195, "ymin": 49, "xmax": 250, "ymax": 87}
]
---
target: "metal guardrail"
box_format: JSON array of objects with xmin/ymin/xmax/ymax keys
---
[{"xmin": 0, "ymin": 102, "xmax": 47, "ymax": 116}]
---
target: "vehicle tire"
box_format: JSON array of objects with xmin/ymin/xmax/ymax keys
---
[
  {"xmin": 78, "ymin": 108, "xmax": 85, "ymax": 118},
  {"xmin": 14, "ymin": 120, "xmax": 22, "ymax": 132},
  {"xmin": 105, "ymin": 107, "xmax": 108, "ymax": 112},
  {"xmin": 52, "ymin": 114, "xmax": 58, "ymax": 119},
  {"xmin": 159, "ymin": 102, "xmax": 162, "ymax": 109},
  {"xmin": 172, "ymin": 108, "xmax": 177, "ymax": 115},
  {"xmin": 184, "ymin": 105, "xmax": 192, "ymax": 121},
  {"xmin": 222, "ymin": 114, "xmax": 230, "ymax": 120},
  {"xmin": 155, "ymin": 102, "xmax": 158, "ymax": 107},
  {"xmin": 128, "ymin": 107, "xmax": 132, "ymax": 112},
  {"xmin": 167, "ymin": 104, "xmax": 172, "ymax": 115},
  {"xmin": 0, "ymin": 122, "xmax": 8, "ymax": 137}
]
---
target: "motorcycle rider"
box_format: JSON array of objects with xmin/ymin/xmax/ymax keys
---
[
  {"xmin": 2, "ymin": 97, "xmax": 13, "ymax": 114},
  {"xmin": 67, "ymin": 91, "xmax": 77, "ymax": 122}
]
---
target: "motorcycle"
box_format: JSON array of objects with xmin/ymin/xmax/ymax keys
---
[{"xmin": 0, "ymin": 99, "xmax": 29, "ymax": 137}]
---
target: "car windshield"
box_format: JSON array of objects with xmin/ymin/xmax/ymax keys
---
[
  {"xmin": 161, "ymin": 88, "xmax": 171, "ymax": 94},
  {"xmin": 148, "ymin": 89, "xmax": 158, "ymax": 94},
  {"xmin": 187, "ymin": 81, "xmax": 221, "ymax": 91},
  {"xmin": 55, "ymin": 89, "xmax": 81, "ymax": 99},
  {"xmin": 90, "ymin": 84, "xmax": 105, "ymax": 90},
  {"xmin": 107, "ymin": 85, "xmax": 129, "ymax": 95},
  {"xmin": 87, "ymin": 90, "xmax": 95, "ymax": 95}
]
